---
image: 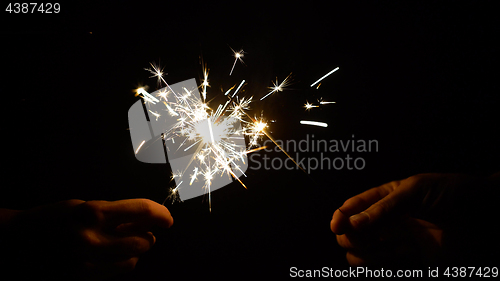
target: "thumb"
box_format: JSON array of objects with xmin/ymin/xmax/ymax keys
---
[{"xmin": 349, "ymin": 182, "xmax": 419, "ymax": 231}]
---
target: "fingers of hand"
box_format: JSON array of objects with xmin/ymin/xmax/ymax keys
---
[
  {"xmin": 73, "ymin": 199, "xmax": 174, "ymax": 230},
  {"xmin": 332, "ymin": 178, "xmax": 422, "ymax": 233},
  {"xmin": 330, "ymin": 208, "xmax": 350, "ymax": 234},
  {"xmin": 341, "ymin": 183, "xmax": 398, "ymax": 216},
  {"xmin": 331, "ymin": 182, "xmax": 398, "ymax": 234},
  {"xmin": 336, "ymin": 217, "xmax": 440, "ymax": 267},
  {"xmin": 106, "ymin": 232, "xmax": 156, "ymax": 258},
  {"xmin": 99, "ymin": 199, "xmax": 174, "ymax": 229},
  {"xmin": 351, "ymin": 186, "xmax": 415, "ymax": 230},
  {"xmin": 79, "ymin": 229, "xmax": 156, "ymax": 262}
]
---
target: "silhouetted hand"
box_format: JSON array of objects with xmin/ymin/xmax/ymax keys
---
[
  {"xmin": 330, "ymin": 173, "xmax": 498, "ymax": 267},
  {"xmin": 1, "ymin": 198, "xmax": 173, "ymax": 280}
]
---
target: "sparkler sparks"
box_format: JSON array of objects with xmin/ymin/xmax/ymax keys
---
[
  {"xmin": 304, "ymin": 99, "xmax": 335, "ymax": 110},
  {"xmin": 136, "ymin": 87, "xmax": 160, "ymax": 104},
  {"xmin": 260, "ymin": 73, "xmax": 292, "ymax": 100},
  {"xmin": 229, "ymin": 47, "xmax": 244, "ymax": 76},
  {"xmin": 139, "ymin": 61, "xmax": 286, "ymax": 210},
  {"xmin": 300, "ymin": 120, "xmax": 328, "ymax": 127},
  {"xmin": 310, "ymin": 67, "xmax": 339, "ymax": 87},
  {"xmin": 304, "ymin": 102, "xmax": 318, "ymax": 110},
  {"xmin": 134, "ymin": 55, "xmax": 339, "ymax": 210},
  {"xmin": 146, "ymin": 62, "xmax": 168, "ymax": 86},
  {"xmin": 135, "ymin": 140, "xmax": 145, "ymax": 154},
  {"xmin": 231, "ymin": 80, "xmax": 246, "ymax": 98},
  {"xmin": 201, "ymin": 63, "xmax": 210, "ymax": 101}
]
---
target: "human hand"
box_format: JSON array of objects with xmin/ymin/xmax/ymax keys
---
[
  {"xmin": 330, "ymin": 173, "xmax": 486, "ymax": 267},
  {"xmin": 5, "ymin": 198, "xmax": 173, "ymax": 280}
]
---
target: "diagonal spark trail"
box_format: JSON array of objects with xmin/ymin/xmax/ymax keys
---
[
  {"xmin": 300, "ymin": 120, "xmax": 328, "ymax": 127},
  {"xmin": 310, "ymin": 67, "xmax": 339, "ymax": 87},
  {"xmin": 260, "ymin": 73, "xmax": 292, "ymax": 100},
  {"xmin": 229, "ymin": 48, "xmax": 244, "ymax": 76}
]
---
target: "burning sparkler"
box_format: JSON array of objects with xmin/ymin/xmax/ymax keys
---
[
  {"xmin": 133, "ymin": 53, "xmax": 339, "ymax": 210},
  {"xmin": 136, "ymin": 60, "xmax": 292, "ymax": 210}
]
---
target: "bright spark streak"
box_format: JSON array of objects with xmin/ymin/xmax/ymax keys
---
[
  {"xmin": 243, "ymin": 146, "xmax": 268, "ymax": 155},
  {"xmin": 304, "ymin": 102, "xmax": 319, "ymax": 110},
  {"xmin": 300, "ymin": 120, "xmax": 328, "ymax": 127},
  {"xmin": 215, "ymin": 104, "xmax": 223, "ymax": 116},
  {"xmin": 183, "ymin": 139, "xmax": 202, "ymax": 152},
  {"xmin": 224, "ymin": 84, "xmax": 236, "ymax": 96},
  {"xmin": 254, "ymin": 121, "xmax": 267, "ymax": 132},
  {"xmin": 260, "ymin": 88, "xmax": 278, "ymax": 101},
  {"xmin": 183, "ymin": 87, "xmax": 192, "ymax": 97},
  {"xmin": 238, "ymin": 109, "xmax": 306, "ymax": 173},
  {"xmin": 146, "ymin": 62, "xmax": 165, "ymax": 85},
  {"xmin": 231, "ymin": 80, "xmax": 245, "ymax": 98},
  {"xmin": 146, "ymin": 62, "xmax": 178, "ymax": 97},
  {"xmin": 320, "ymin": 101, "xmax": 336, "ymax": 104},
  {"xmin": 310, "ymin": 67, "xmax": 339, "ymax": 87},
  {"xmin": 260, "ymin": 73, "xmax": 292, "ymax": 100},
  {"xmin": 173, "ymin": 181, "xmax": 183, "ymax": 192},
  {"xmin": 163, "ymin": 101, "xmax": 179, "ymax": 116},
  {"xmin": 158, "ymin": 89, "xmax": 169, "ymax": 100},
  {"xmin": 190, "ymin": 167, "xmax": 198, "ymax": 185},
  {"xmin": 137, "ymin": 87, "xmax": 159, "ymax": 104},
  {"xmin": 201, "ymin": 64, "xmax": 209, "ymax": 101},
  {"xmin": 229, "ymin": 48, "xmax": 244, "ymax": 76},
  {"xmin": 148, "ymin": 110, "xmax": 161, "ymax": 121},
  {"xmin": 135, "ymin": 140, "xmax": 145, "ymax": 154}
]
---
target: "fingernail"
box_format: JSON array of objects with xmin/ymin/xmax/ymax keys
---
[{"xmin": 350, "ymin": 212, "xmax": 369, "ymax": 228}]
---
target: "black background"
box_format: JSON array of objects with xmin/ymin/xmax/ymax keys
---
[{"xmin": 2, "ymin": 1, "xmax": 499, "ymax": 279}]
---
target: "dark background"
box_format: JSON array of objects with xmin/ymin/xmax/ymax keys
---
[{"xmin": 2, "ymin": 1, "xmax": 499, "ymax": 279}]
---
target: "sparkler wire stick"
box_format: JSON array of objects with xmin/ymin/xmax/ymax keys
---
[{"xmin": 310, "ymin": 67, "xmax": 339, "ymax": 87}]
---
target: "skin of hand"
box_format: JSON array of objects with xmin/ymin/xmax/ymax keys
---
[
  {"xmin": 0, "ymin": 198, "xmax": 173, "ymax": 280},
  {"xmin": 330, "ymin": 173, "xmax": 497, "ymax": 267}
]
